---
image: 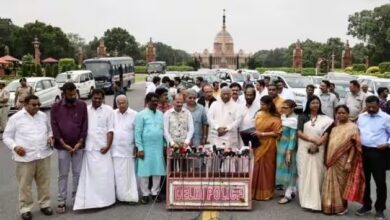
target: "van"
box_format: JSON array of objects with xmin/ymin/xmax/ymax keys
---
[{"xmin": 56, "ymin": 70, "xmax": 96, "ymax": 98}]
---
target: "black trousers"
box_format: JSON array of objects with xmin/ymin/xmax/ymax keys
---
[{"xmin": 362, "ymin": 146, "xmax": 387, "ymax": 211}]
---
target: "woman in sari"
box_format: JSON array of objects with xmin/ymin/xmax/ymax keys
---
[
  {"xmin": 322, "ymin": 105, "xmax": 365, "ymax": 215},
  {"xmin": 297, "ymin": 96, "xmax": 333, "ymax": 211},
  {"xmin": 276, "ymin": 100, "xmax": 298, "ymax": 204},
  {"xmin": 252, "ymin": 95, "xmax": 282, "ymax": 201}
]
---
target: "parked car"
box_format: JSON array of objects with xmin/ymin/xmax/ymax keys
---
[
  {"xmin": 241, "ymin": 69, "xmax": 261, "ymax": 82},
  {"xmin": 6, "ymin": 77, "xmax": 62, "ymax": 115},
  {"xmin": 262, "ymin": 72, "xmax": 310, "ymax": 109},
  {"xmin": 323, "ymin": 72, "xmax": 357, "ymax": 81},
  {"xmin": 216, "ymin": 69, "xmax": 245, "ymax": 86},
  {"xmin": 309, "ymin": 76, "xmax": 324, "ymax": 88},
  {"xmin": 56, "ymin": 70, "xmax": 96, "ymax": 98},
  {"xmin": 358, "ymin": 76, "xmax": 390, "ymax": 96}
]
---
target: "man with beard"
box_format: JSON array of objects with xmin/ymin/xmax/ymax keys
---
[
  {"xmin": 135, "ymin": 93, "xmax": 166, "ymax": 204},
  {"xmin": 239, "ymin": 85, "xmax": 259, "ymax": 135},
  {"xmin": 74, "ymin": 89, "xmax": 115, "ymax": 210},
  {"xmin": 50, "ymin": 82, "xmax": 88, "ymax": 213},
  {"xmin": 356, "ymin": 96, "xmax": 390, "ymax": 220}
]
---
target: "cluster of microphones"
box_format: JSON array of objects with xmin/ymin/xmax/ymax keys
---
[{"xmin": 170, "ymin": 143, "xmax": 250, "ymax": 159}]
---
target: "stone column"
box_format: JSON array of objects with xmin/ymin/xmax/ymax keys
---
[
  {"xmin": 292, "ymin": 40, "xmax": 303, "ymax": 69},
  {"xmin": 32, "ymin": 36, "xmax": 41, "ymax": 64}
]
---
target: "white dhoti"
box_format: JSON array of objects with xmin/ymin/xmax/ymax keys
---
[
  {"xmin": 73, "ymin": 150, "xmax": 116, "ymax": 210},
  {"xmin": 113, "ymin": 157, "xmax": 138, "ymax": 202}
]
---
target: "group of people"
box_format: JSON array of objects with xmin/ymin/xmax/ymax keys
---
[{"xmin": 2, "ymin": 73, "xmax": 390, "ymax": 220}]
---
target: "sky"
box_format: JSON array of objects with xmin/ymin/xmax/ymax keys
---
[{"xmin": 1, "ymin": 0, "xmax": 389, "ymax": 54}]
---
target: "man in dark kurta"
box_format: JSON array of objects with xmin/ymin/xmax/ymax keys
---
[{"xmin": 50, "ymin": 82, "xmax": 88, "ymax": 213}]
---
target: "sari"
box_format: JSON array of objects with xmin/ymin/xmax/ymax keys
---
[
  {"xmin": 321, "ymin": 122, "xmax": 365, "ymax": 214},
  {"xmin": 297, "ymin": 114, "xmax": 333, "ymax": 211},
  {"xmin": 252, "ymin": 111, "xmax": 282, "ymax": 200}
]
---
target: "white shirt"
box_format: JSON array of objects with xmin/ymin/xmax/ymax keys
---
[
  {"xmin": 3, "ymin": 109, "xmax": 53, "ymax": 162},
  {"xmin": 239, "ymin": 100, "xmax": 260, "ymax": 131},
  {"xmin": 279, "ymin": 88, "xmax": 295, "ymax": 101},
  {"xmin": 145, "ymin": 82, "xmax": 157, "ymax": 94},
  {"xmin": 111, "ymin": 108, "xmax": 137, "ymax": 158},
  {"xmin": 207, "ymin": 99, "xmax": 241, "ymax": 147},
  {"xmin": 86, "ymin": 104, "xmax": 115, "ymax": 151},
  {"xmin": 257, "ymin": 87, "xmax": 268, "ymax": 100},
  {"xmin": 191, "ymin": 85, "xmax": 201, "ymax": 93},
  {"xmin": 163, "ymin": 108, "xmax": 194, "ymax": 145}
]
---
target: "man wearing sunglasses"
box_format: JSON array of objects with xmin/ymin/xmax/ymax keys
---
[{"xmin": 3, "ymin": 95, "xmax": 54, "ymax": 220}]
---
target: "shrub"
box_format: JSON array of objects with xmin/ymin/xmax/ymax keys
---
[
  {"xmin": 21, "ymin": 64, "xmax": 29, "ymax": 77},
  {"xmin": 366, "ymin": 66, "xmax": 379, "ymax": 74},
  {"xmin": 52, "ymin": 64, "xmax": 59, "ymax": 77},
  {"xmin": 21, "ymin": 54, "xmax": 34, "ymax": 64},
  {"xmin": 59, "ymin": 58, "xmax": 76, "ymax": 73},
  {"xmin": 352, "ymin": 64, "xmax": 366, "ymax": 72},
  {"xmin": 167, "ymin": 66, "xmax": 194, "ymax": 71},
  {"xmin": 36, "ymin": 64, "xmax": 42, "ymax": 76},
  {"xmin": 379, "ymin": 62, "xmax": 390, "ymax": 73},
  {"xmin": 45, "ymin": 65, "xmax": 52, "ymax": 77},
  {"xmin": 344, "ymin": 66, "xmax": 353, "ymax": 73}
]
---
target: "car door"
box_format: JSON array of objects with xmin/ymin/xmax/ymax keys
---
[
  {"xmin": 33, "ymin": 81, "xmax": 46, "ymax": 107},
  {"xmin": 41, "ymin": 80, "xmax": 54, "ymax": 107}
]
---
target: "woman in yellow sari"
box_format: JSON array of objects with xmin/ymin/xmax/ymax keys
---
[
  {"xmin": 252, "ymin": 95, "xmax": 282, "ymax": 200},
  {"xmin": 322, "ymin": 105, "xmax": 365, "ymax": 215}
]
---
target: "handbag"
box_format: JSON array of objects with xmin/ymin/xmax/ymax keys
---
[{"xmin": 239, "ymin": 127, "xmax": 260, "ymax": 148}]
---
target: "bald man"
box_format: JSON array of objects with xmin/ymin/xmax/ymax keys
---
[
  {"xmin": 164, "ymin": 94, "xmax": 194, "ymax": 149},
  {"xmin": 111, "ymin": 95, "xmax": 138, "ymax": 203},
  {"xmin": 207, "ymin": 87, "xmax": 241, "ymax": 149}
]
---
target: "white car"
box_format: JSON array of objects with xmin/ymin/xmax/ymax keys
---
[
  {"xmin": 6, "ymin": 77, "xmax": 62, "ymax": 115},
  {"xmin": 56, "ymin": 70, "xmax": 96, "ymax": 98},
  {"xmin": 217, "ymin": 69, "xmax": 245, "ymax": 86},
  {"xmin": 358, "ymin": 76, "xmax": 390, "ymax": 97}
]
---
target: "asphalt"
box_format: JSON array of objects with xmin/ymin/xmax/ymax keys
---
[{"xmin": 0, "ymin": 82, "xmax": 388, "ymax": 220}]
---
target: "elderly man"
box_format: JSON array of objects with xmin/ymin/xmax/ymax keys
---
[
  {"xmin": 111, "ymin": 95, "xmax": 138, "ymax": 203},
  {"xmin": 361, "ymin": 84, "xmax": 373, "ymax": 96},
  {"xmin": 51, "ymin": 82, "xmax": 88, "ymax": 213},
  {"xmin": 135, "ymin": 93, "xmax": 166, "ymax": 204},
  {"xmin": 268, "ymin": 83, "xmax": 284, "ymax": 114},
  {"xmin": 239, "ymin": 85, "xmax": 258, "ymax": 135},
  {"xmin": 208, "ymin": 87, "xmax": 241, "ymax": 148},
  {"xmin": 344, "ymin": 80, "xmax": 367, "ymax": 121},
  {"xmin": 164, "ymin": 94, "xmax": 194, "ymax": 148},
  {"xmin": 318, "ymin": 80, "xmax": 338, "ymax": 118},
  {"xmin": 197, "ymin": 84, "xmax": 217, "ymax": 111},
  {"xmin": 0, "ymin": 80, "xmax": 10, "ymax": 133},
  {"xmin": 356, "ymin": 96, "xmax": 390, "ymax": 220},
  {"xmin": 4, "ymin": 95, "xmax": 54, "ymax": 220},
  {"xmin": 184, "ymin": 89, "xmax": 208, "ymax": 147},
  {"xmin": 14, "ymin": 78, "xmax": 34, "ymax": 110},
  {"xmin": 74, "ymin": 89, "xmax": 115, "ymax": 210}
]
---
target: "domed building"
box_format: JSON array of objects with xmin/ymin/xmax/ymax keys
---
[{"xmin": 194, "ymin": 10, "xmax": 249, "ymax": 69}]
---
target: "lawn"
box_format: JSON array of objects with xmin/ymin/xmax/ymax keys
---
[{"xmin": 135, "ymin": 73, "xmax": 147, "ymax": 83}]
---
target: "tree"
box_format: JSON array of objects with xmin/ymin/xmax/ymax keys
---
[
  {"xmin": 12, "ymin": 20, "xmax": 75, "ymax": 59},
  {"xmin": 348, "ymin": 4, "xmax": 390, "ymax": 64},
  {"xmin": 352, "ymin": 43, "xmax": 368, "ymax": 64},
  {"xmin": 0, "ymin": 18, "xmax": 20, "ymax": 56},
  {"xmin": 84, "ymin": 36, "xmax": 100, "ymax": 58},
  {"xmin": 103, "ymin": 27, "xmax": 141, "ymax": 59}
]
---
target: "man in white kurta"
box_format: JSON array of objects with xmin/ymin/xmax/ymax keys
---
[
  {"xmin": 111, "ymin": 95, "xmax": 138, "ymax": 203},
  {"xmin": 74, "ymin": 90, "xmax": 115, "ymax": 210},
  {"xmin": 239, "ymin": 86, "xmax": 259, "ymax": 145},
  {"xmin": 208, "ymin": 87, "xmax": 241, "ymax": 148}
]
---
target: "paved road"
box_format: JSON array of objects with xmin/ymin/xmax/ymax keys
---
[{"xmin": 0, "ymin": 82, "xmax": 388, "ymax": 220}]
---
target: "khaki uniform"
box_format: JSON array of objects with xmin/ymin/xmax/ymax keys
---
[
  {"xmin": 15, "ymin": 86, "xmax": 33, "ymax": 109},
  {"xmin": 0, "ymin": 87, "xmax": 9, "ymax": 131}
]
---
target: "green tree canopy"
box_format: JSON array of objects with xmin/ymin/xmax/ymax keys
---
[{"xmin": 103, "ymin": 27, "xmax": 141, "ymax": 60}]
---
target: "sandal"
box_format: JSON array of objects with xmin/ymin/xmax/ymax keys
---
[{"xmin": 278, "ymin": 197, "xmax": 291, "ymax": 204}]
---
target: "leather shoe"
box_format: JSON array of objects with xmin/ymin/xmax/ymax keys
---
[
  {"xmin": 40, "ymin": 207, "xmax": 53, "ymax": 216},
  {"xmin": 21, "ymin": 212, "xmax": 32, "ymax": 220},
  {"xmin": 140, "ymin": 196, "xmax": 149, "ymax": 205}
]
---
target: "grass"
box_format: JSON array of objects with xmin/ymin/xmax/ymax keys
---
[{"xmin": 135, "ymin": 73, "xmax": 147, "ymax": 83}]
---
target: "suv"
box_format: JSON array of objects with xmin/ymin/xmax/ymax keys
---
[
  {"xmin": 6, "ymin": 77, "xmax": 61, "ymax": 115},
  {"xmin": 216, "ymin": 69, "xmax": 245, "ymax": 86},
  {"xmin": 56, "ymin": 70, "xmax": 96, "ymax": 98}
]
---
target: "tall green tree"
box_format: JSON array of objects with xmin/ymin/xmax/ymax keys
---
[
  {"xmin": 348, "ymin": 4, "xmax": 390, "ymax": 64},
  {"xmin": 0, "ymin": 18, "xmax": 20, "ymax": 56},
  {"xmin": 103, "ymin": 27, "xmax": 141, "ymax": 59}
]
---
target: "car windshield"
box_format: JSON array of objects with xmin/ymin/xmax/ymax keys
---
[
  {"xmin": 203, "ymin": 74, "xmax": 219, "ymax": 83},
  {"xmin": 312, "ymin": 77, "xmax": 323, "ymax": 85},
  {"xmin": 251, "ymin": 72, "xmax": 260, "ymax": 79},
  {"xmin": 85, "ymin": 62, "xmax": 110, "ymax": 77},
  {"xmin": 231, "ymin": 73, "xmax": 245, "ymax": 82},
  {"xmin": 374, "ymin": 80, "xmax": 390, "ymax": 90},
  {"xmin": 56, "ymin": 73, "xmax": 77, "ymax": 83},
  {"xmin": 333, "ymin": 82, "xmax": 350, "ymax": 98},
  {"xmin": 5, "ymin": 81, "xmax": 34, "ymax": 92},
  {"xmin": 284, "ymin": 76, "xmax": 312, "ymax": 88},
  {"xmin": 147, "ymin": 63, "xmax": 164, "ymax": 72}
]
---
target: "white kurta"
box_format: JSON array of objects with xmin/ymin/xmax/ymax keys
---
[
  {"xmin": 207, "ymin": 99, "xmax": 241, "ymax": 148},
  {"xmin": 74, "ymin": 104, "xmax": 115, "ymax": 210},
  {"xmin": 111, "ymin": 108, "xmax": 139, "ymax": 202}
]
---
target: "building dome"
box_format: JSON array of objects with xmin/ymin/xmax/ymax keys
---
[{"xmin": 214, "ymin": 29, "xmax": 234, "ymax": 44}]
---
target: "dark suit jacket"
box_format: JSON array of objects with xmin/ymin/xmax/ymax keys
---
[{"xmin": 197, "ymin": 96, "xmax": 217, "ymax": 109}]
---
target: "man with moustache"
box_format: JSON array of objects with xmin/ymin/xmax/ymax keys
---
[
  {"xmin": 73, "ymin": 89, "xmax": 115, "ymax": 210},
  {"xmin": 51, "ymin": 82, "xmax": 88, "ymax": 213}
]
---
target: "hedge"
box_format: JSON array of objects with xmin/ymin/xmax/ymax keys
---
[
  {"xmin": 379, "ymin": 62, "xmax": 390, "ymax": 73},
  {"xmin": 352, "ymin": 64, "xmax": 366, "ymax": 72},
  {"xmin": 135, "ymin": 65, "xmax": 194, "ymax": 73},
  {"xmin": 366, "ymin": 66, "xmax": 379, "ymax": 74}
]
